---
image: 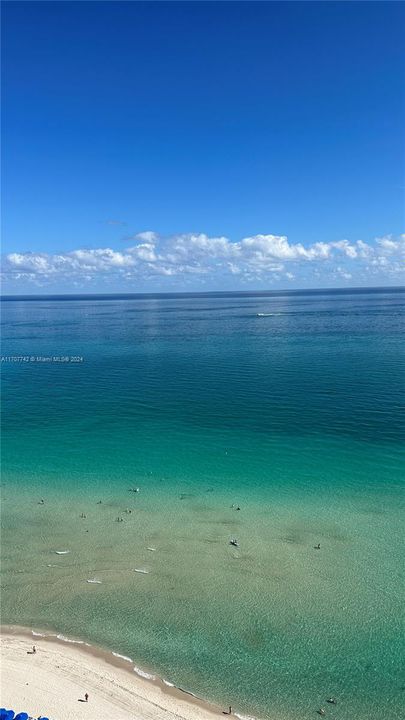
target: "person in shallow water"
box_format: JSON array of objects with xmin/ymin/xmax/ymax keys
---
[{"xmin": 84, "ymin": 693, "xmax": 89, "ymax": 702}]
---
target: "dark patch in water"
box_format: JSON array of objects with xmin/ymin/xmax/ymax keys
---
[
  {"xmin": 281, "ymin": 533, "xmax": 305, "ymax": 545},
  {"xmin": 191, "ymin": 504, "xmax": 212, "ymax": 513},
  {"xmin": 326, "ymin": 532, "xmax": 348, "ymax": 542}
]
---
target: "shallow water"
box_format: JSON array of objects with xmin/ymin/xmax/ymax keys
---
[{"xmin": 1, "ymin": 289, "xmax": 404, "ymax": 719}]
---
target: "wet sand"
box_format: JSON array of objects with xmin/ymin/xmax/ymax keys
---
[{"xmin": 0, "ymin": 626, "xmax": 232, "ymax": 720}]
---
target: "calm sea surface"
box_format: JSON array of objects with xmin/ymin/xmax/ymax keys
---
[{"xmin": 1, "ymin": 289, "xmax": 404, "ymax": 720}]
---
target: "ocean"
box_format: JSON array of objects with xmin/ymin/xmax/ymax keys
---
[{"xmin": 1, "ymin": 288, "xmax": 404, "ymax": 720}]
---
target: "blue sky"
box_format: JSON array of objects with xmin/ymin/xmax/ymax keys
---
[{"xmin": 2, "ymin": 1, "xmax": 404, "ymax": 293}]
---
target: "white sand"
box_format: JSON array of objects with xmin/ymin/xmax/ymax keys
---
[{"xmin": 0, "ymin": 629, "xmax": 226, "ymax": 720}]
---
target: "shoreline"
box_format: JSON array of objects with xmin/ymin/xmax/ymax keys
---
[{"xmin": 0, "ymin": 624, "xmax": 260, "ymax": 720}]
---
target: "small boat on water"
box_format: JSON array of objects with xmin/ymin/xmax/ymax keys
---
[
  {"xmin": 229, "ymin": 539, "xmax": 239, "ymax": 547},
  {"xmin": 55, "ymin": 550, "xmax": 70, "ymax": 555},
  {"xmin": 86, "ymin": 579, "xmax": 102, "ymax": 584},
  {"xmin": 257, "ymin": 313, "xmax": 274, "ymax": 317},
  {"xmin": 134, "ymin": 568, "xmax": 149, "ymax": 574},
  {"xmin": 147, "ymin": 547, "xmax": 156, "ymax": 552}
]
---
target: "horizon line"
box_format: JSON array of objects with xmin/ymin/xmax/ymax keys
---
[{"xmin": 1, "ymin": 284, "xmax": 405, "ymax": 301}]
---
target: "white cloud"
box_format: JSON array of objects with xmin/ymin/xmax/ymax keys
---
[
  {"xmin": 128, "ymin": 243, "xmax": 157, "ymax": 262},
  {"xmin": 330, "ymin": 239, "xmax": 358, "ymax": 258},
  {"xmin": 239, "ymin": 234, "xmax": 331, "ymax": 261},
  {"xmin": 336, "ymin": 266, "xmax": 353, "ymax": 280},
  {"xmin": 70, "ymin": 248, "xmax": 135, "ymax": 268},
  {"xmin": 2, "ymin": 232, "xmax": 404, "ymax": 290},
  {"xmin": 134, "ymin": 231, "xmax": 158, "ymax": 242},
  {"xmin": 376, "ymin": 234, "xmax": 405, "ymax": 254}
]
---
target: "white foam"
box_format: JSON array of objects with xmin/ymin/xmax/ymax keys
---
[
  {"xmin": 32, "ymin": 631, "xmax": 45, "ymax": 637},
  {"xmin": 57, "ymin": 634, "xmax": 85, "ymax": 644},
  {"xmin": 112, "ymin": 651, "xmax": 133, "ymax": 663},
  {"xmin": 235, "ymin": 713, "xmax": 260, "ymax": 720},
  {"xmin": 256, "ymin": 313, "xmax": 281, "ymax": 317},
  {"xmin": 86, "ymin": 579, "xmax": 102, "ymax": 584},
  {"xmin": 162, "ymin": 679, "xmax": 175, "ymax": 687},
  {"xmin": 133, "ymin": 666, "xmax": 156, "ymax": 680}
]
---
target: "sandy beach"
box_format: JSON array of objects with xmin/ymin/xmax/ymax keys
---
[{"xmin": 0, "ymin": 627, "xmax": 227, "ymax": 720}]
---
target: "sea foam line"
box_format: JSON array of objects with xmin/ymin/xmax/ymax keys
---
[
  {"xmin": 133, "ymin": 666, "xmax": 156, "ymax": 680},
  {"xmin": 162, "ymin": 679, "xmax": 175, "ymax": 688},
  {"xmin": 57, "ymin": 633, "xmax": 86, "ymax": 644},
  {"xmin": 28, "ymin": 627, "xmax": 261, "ymax": 719},
  {"xmin": 112, "ymin": 651, "xmax": 133, "ymax": 664},
  {"xmin": 31, "ymin": 629, "xmax": 92, "ymax": 647}
]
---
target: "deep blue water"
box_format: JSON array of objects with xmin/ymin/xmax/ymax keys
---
[{"xmin": 1, "ymin": 288, "xmax": 404, "ymax": 720}]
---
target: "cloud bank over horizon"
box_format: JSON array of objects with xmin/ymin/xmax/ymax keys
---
[{"xmin": 2, "ymin": 231, "xmax": 404, "ymax": 293}]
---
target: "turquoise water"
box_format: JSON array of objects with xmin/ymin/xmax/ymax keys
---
[{"xmin": 1, "ymin": 289, "xmax": 404, "ymax": 719}]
